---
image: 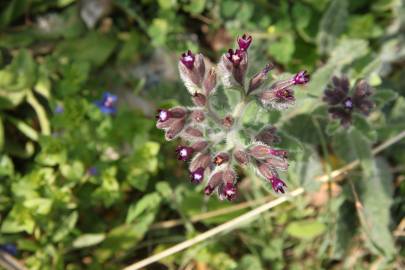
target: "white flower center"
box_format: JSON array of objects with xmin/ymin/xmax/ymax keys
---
[{"xmin": 180, "ymin": 149, "xmax": 188, "ymax": 156}]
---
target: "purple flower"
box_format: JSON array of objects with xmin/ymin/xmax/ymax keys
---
[
  {"xmin": 270, "ymin": 176, "xmax": 287, "ymax": 194},
  {"xmin": 176, "ymin": 146, "xmax": 194, "ymax": 161},
  {"xmin": 237, "ymin": 34, "xmax": 252, "ymax": 51},
  {"xmin": 87, "ymin": 166, "xmax": 99, "ymax": 176},
  {"xmin": 219, "ymin": 182, "xmax": 237, "ymax": 201},
  {"xmin": 225, "ymin": 49, "xmax": 244, "ymax": 66},
  {"xmin": 156, "ymin": 109, "xmax": 170, "ymax": 122},
  {"xmin": 55, "ymin": 105, "xmax": 64, "ymax": 114},
  {"xmin": 292, "ymin": 70, "xmax": 310, "ymax": 85},
  {"xmin": 95, "ymin": 92, "xmax": 117, "ymax": 115},
  {"xmin": 190, "ymin": 167, "xmax": 205, "ymax": 184},
  {"xmin": 180, "ymin": 50, "xmax": 195, "ymax": 69},
  {"xmin": 323, "ymin": 76, "xmax": 374, "ymax": 127},
  {"xmin": 0, "ymin": 243, "xmax": 17, "ymax": 256}
]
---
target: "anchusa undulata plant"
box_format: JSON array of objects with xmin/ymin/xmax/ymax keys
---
[
  {"xmin": 323, "ymin": 76, "xmax": 374, "ymax": 127},
  {"xmin": 156, "ymin": 34, "xmax": 310, "ymax": 201}
]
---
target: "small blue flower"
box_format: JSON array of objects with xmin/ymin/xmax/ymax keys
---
[
  {"xmin": 0, "ymin": 243, "xmax": 17, "ymax": 256},
  {"xmin": 55, "ymin": 105, "xmax": 64, "ymax": 114},
  {"xmin": 95, "ymin": 92, "xmax": 118, "ymax": 115},
  {"xmin": 87, "ymin": 166, "xmax": 99, "ymax": 176}
]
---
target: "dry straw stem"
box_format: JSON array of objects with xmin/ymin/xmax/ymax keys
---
[{"xmin": 124, "ymin": 130, "xmax": 405, "ymax": 270}]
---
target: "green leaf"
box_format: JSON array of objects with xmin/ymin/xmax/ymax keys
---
[
  {"xmin": 348, "ymin": 129, "xmax": 396, "ymax": 258},
  {"xmin": 72, "ymin": 233, "xmax": 106, "ymax": 249},
  {"xmin": 317, "ymin": 0, "xmax": 348, "ymax": 54},
  {"xmin": 126, "ymin": 193, "xmax": 161, "ymax": 224},
  {"xmin": 237, "ymin": 255, "xmax": 263, "ymax": 270},
  {"xmin": 332, "ymin": 200, "xmax": 358, "ymax": 259},
  {"xmin": 373, "ymin": 88, "xmax": 398, "ymax": 109},
  {"xmin": 54, "ymin": 32, "xmax": 117, "ymax": 67},
  {"xmin": 183, "ymin": 0, "xmax": 206, "ymax": 14},
  {"xmin": 286, "ymin": 220, "xmax": 326, "ymax": 240},
  {"xmin": 147, "ymin": 18, "xmax": 169, "ymax": 46},
  {"xmin": 0, "ymin": 0, "xmax": 31, "ymax": 28},
  {"xmin": 268, "ymin": 34, "xmax": 295, "ymax": 64}
]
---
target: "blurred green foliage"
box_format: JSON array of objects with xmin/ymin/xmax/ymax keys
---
[{"xmin": 0, "ymin": 0, "xmax": 404, "ymax": 269}]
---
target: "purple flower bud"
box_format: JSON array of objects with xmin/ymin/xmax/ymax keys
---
[
  {"xmin": 191, "ymin": 110, "xmax": 205, "ymax": 122},
  {"xmin": 248, "ymin": 63, "xmax": 273, "ymax": 94},
  {"xmin": 237, "ymin": 34, "xmax": 252, "ymax": 51},
  {"xmin": 95, "ymin": 92, "xmax": 118, "ymax": 115},
  {"xmin": 190, "ymin": 167, "xmax": 205, "ymax": 184},
  {"xmin": 213, "ymin": 152, "xmax": 229, "ymax": 166},
  {"xmin": 192, "ymin": 93, "xmax": 207, "ymax": 106},
  {"xmin": 265, "ymin": 157, "xmax": 289, "ymax": 171},
  {"xmin": 270, "ymin": 176, "xmax": 287, "ymax": 194},
  {"xmin": 190, "ymin": 141, "xmax": 208, "ymax": 152},
  {"xmin": 255, "ymin": 126, "xmax": 281, "ymax": 145},
  {"xmin": 184, "ymin": 127, "xmax": 203, "ymax": 138},
  {"xmin": 222, "ymin": 115, "xmax": 234, "ymax": 129},
  {"xmin": 233, "ymin": 150, "xmax": 249, "ymax": 165},
  {"xmin": 165, "ymin": 118, "xmax": 186, "ymax": 140},
  {"xmin": 292, "ymin": 70, "xmax": 310, "ymax": 85},
  {"xmin": 257, "ymin": 162, "xmax": 274, "ymax": 179},
  {"xmin": 260, "ymin": 88, "xmax": 295, "ymax": 110},
  {"xmin": 176, "ymin": 146, "xmax": 194, "ymax": 161},
  {"xmin": 189, "ymin": 153, "xmax": 211, "ymax": 172},
  {"xmin": 203, "ymin": 67, "xmax": 217, "ymax": 95},
  {"xmin": 180, "ymin": 50, "xmax": 195, "ymax": 69},
  {"xmin": 248, "ymin": 144, "xmax": 272, "ymax": 159},
  {"xmin": 205, "ymin": 171, "xmax": 223, "ymax": 195},
  {"xmin": 269, "ymin": 149, "xmax": 288, "ymax": 159},
  {"xmin": 323, "ymin": 76, "xmax": 350, "ymax": 106},
  {"xmin": 352, "ymin": 80, "xmax": 374, "ymax": 115}
]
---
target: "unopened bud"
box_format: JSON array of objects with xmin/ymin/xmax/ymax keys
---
[
  {"xmin": 184, "ymin": 127, "xmax": 203, "ymax": 138},
  {"xmin": 195, "ymin": 53, "xmax": 206, "ymax": 81},
  {"xmin": 223, "ymin": 169, "xmax": 236, "ymax": 183},
  {"xmin": 248, "ymin": 64, "xmax": 273, "ymax": 94},
  {"xmin": 233, "ymin": 150, "xmax": 249, "ymax": 165},
  {"xmin": 255, "ymin": 126, "xmax": 280, "ymax": 145},
  {"xmin": 222, "ymin": 115, "xmax": 234, "ymax": 129},
  {"xmin": 192, "ymin": 93, "xmax": 207, "ymax": 106},
  {"xmin": 257, "ymin": 162, "xmax": 274, "ymax": 180},
  {"xmin": 203, "ymin": 67, "xmax": 217, "ymax": 95},
  {"xmin": 190, "ymin": 141, "xmax": 208, "ymax": 152},
  {"xmin": 165, "ymin": 118, "xmax": 186, "ymax": 140},
  {"xmin": 265, "ymin": 157, "xmax": 288, "ymax": 171},
  {"xmin": 189, "ymin": 153, "xmax": 211, "ymax": 172},
  {"xmin": 191, "ymin": 110, "xmax": 205, "ymax": 122},
  {"xmin": 248, "ymin": 144, "xmax": 272, "ymax": 159},
  {"xmin": 205, "ymin": 171, "xmax": 223, "ymax": 195}
]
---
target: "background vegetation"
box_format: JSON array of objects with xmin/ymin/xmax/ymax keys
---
[{"xmin": 0, "ymin": 0, "xmax": 404, "ymax": 269}]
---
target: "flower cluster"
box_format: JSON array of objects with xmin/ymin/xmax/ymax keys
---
[
  {"xmin": 323, "ymin": 76, "xmax": 374, "ymax": 127},
  {"xmin": 156, "ymin": 34, "xmax": 310, "ymax": 201}
]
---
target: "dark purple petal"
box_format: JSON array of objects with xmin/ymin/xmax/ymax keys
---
[
  {"xmin": 219, "ymin": 182, "xmax": 237, "ymax": 201},
  {"xmin": 175, "ymin": 146, "xmax": 194, "ymax": 161},
  {"xmin": 270, "ymin": 176, "xmax": 287, "ymax": 194},
  {"xmin": 237, "ymin": 34, "xmax": 253, "ymax": 51},
  {"xmin": 190, "ymin": 167, "xmax": 205, "ymax": 184},
  {"xmin": 180, "ymin": 50, "xmax": 195, "ymax": 69},
  {"xmin": 292, "ymin": 70, "xmax": 310, "ymax": 85}
]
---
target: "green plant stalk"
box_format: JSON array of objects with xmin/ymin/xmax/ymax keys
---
[
  {"xmin": 26, "ymin": 91, "xmax": 50, "ymax": 135},
  {"xmin": 4, "ymin": 115, "xmax": 39, "ymax": 141}
]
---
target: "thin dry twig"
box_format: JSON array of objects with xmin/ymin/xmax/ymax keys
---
[{"xmin": 124, "ymin": 130, "xmax": 405, "ymax": 270}]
